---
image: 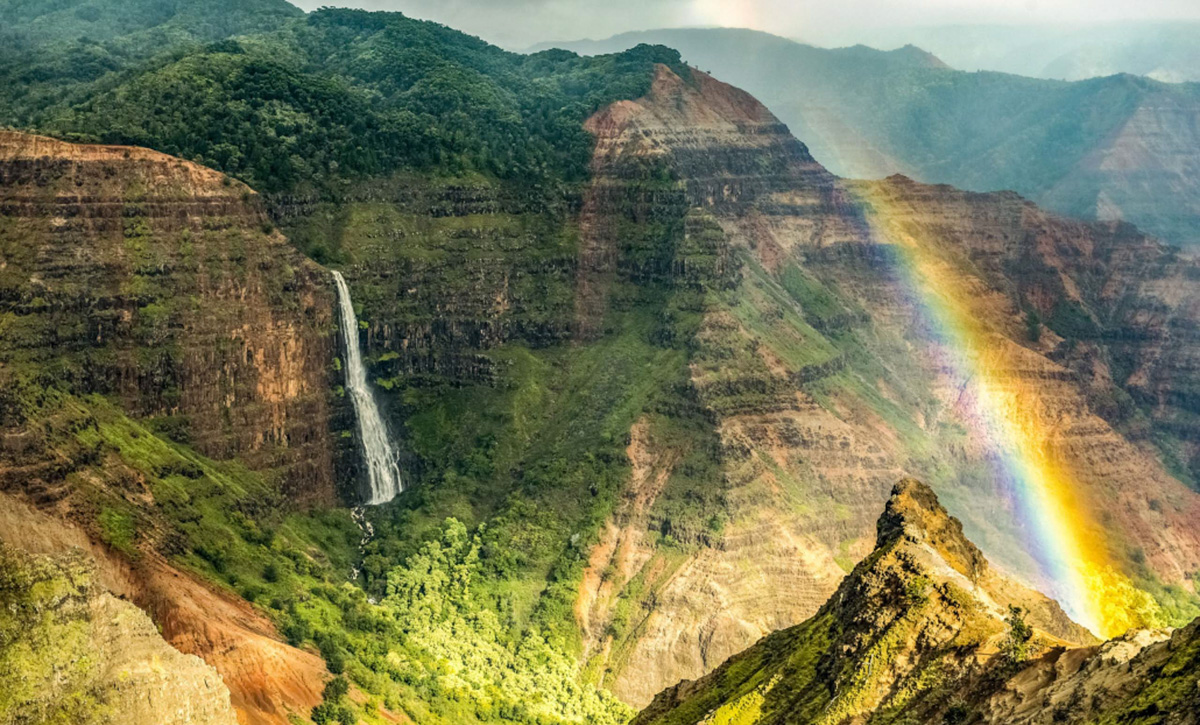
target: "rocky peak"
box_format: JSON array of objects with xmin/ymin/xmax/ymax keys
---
[
  {"xmin": 842, "ymin": 478, "xmax": 1088, "ymax": 647},
  {"xmin": 585, "ymin": 64, "xmax": 836, "ymax": 208},
  {"xmin": 635, "ymin": 472, "xmax": 1200, "ymax": 722},
  {"xmin": 574, "ymin": 48, "xmax": 1200, "ymax": 708},
  {"xmin": 874, "ymin": 478, "xmax": 988, "ymax": 582},
  {"xmin": 633, "ymin": 479, "xmax": 1100, "ymax": 725}
]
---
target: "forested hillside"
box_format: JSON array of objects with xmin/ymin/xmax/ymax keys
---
[
  {"xmin": 4, "ymin": 6, "xmax": 688, "ymax": 194},
  {"xmin": 0, "ymin": 0, "xmax": 301, "ymax": 124}
]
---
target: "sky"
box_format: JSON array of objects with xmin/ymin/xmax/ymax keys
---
[{"xmin": 292, "ymin": 0, "xmax": 1200, "ymax": 49}]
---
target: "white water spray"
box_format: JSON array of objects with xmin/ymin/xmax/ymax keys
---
[{"xmin": 332, "ymin": 271, "xmax": 402, "ymax": 505}]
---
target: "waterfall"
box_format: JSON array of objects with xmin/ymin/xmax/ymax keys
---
[{"xmin": 332, "ymin": 271, "xmax": 402, "ymax": 505}]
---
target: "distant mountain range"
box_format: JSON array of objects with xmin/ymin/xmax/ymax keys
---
[
  {"xmin": 832, "ymin": 22, "xmax": 1200, "ymax": 83},
  {"xmin": 536, "ymin": 27, "xmax": 1200, "ymax": 248}
]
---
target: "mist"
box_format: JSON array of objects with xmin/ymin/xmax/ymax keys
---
[{"xmin": 292, "ymin": 0, "xmax": 1200, "ymax": 50}]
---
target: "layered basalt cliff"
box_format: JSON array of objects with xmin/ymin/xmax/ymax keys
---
[
  {"xmin": 850, "ymin": 176, "xmax": 1200, "ymax": 581},
  {"xmin": 0, "ymin": 132, "xmax": 342, "ymax": 725},
  {"xmin": 0, "ymin": 131, "xmax": 341, "ymax": 505},
  {"xmin": 572, "ymin": 64, "xmax": 1200, "ymax": 706}
]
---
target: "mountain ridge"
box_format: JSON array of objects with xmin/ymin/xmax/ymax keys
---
[
  {"xmin": 540, "ymin": 27, "xmax": 1200, "ymax": 249},
  {"xmin": 633, "ymin": 479, "xmax": 1200, "ymax": 725}
]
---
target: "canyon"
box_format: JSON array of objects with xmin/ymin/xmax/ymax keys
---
[{"xmin": 0, "ymin": 8, "xmax": 1198, "ymax": 724}]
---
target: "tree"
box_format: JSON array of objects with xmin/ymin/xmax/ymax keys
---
[{"xmin": 1002, "ymin": 605, "xmax": 1033, "ymax": 664}]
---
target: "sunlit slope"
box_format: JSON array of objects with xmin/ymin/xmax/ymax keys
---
[{"xmin": 633, "ymin": 480, "xmax": 1200, "ymax": 725}]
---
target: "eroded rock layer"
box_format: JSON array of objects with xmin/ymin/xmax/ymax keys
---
[{"xmin": 0, "ymin": 131, "xmax": 340, "ymax": 505}]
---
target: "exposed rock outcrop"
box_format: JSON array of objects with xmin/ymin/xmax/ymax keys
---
[
  {"xmin": 634, "ymin": 480, "xmax": 1199, "ymax": 725},
  {"xmin": 3, "ymin": 57, "xmax": 1198, "ymax": 725},
  {"xmin": 0, "ymin": 543, "xmax": 239, "ymax": 725}
]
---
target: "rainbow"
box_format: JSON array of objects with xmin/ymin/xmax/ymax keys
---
[{"xmin": 855, "ymin": 185, "xmax": 1160, "ymax": 638}]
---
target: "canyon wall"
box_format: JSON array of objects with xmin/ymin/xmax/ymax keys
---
[
  {"xmin": 0, "ymin": 541, "xmax": 240, "ymax": 725},
  {"xmin": 572, "ymin": 65, "xmax": 1200, "ymax": 705},
  {"xmin": 0, "ymin": 130, "xmax": 341, "ymax": 505},
  {"xmin": 0, "ymin": 131, "xmax": 341, "ymax": 725}
]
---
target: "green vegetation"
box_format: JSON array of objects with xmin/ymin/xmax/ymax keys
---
[
  {"xmin": 5, "ymin": 6, "xmax": 1200, "ymax": 724},
  {"xmin": 638, "ymin": 613, "xmax": 837, "ymax": 725},
  {"xmin": 4, "ymin": 379, "xmax": 639, "ymax": 724},
  {"xmin": 0, "ymin": 0, "xmax": 300, "ymax": 47},
  {"xmin": 0, "ymin": 0, "xmax": 302, "ymax": 126},
  {"xmin": 0, "ymin": 546, "xmax": 109, "ymax": 724},
  {"xmin": 311, "ymin": 676, "xmax": 354, "ymax": 725},
  {"xmin": 6, "ymin": 5, "xmax": 688, "ymax": 194},
  {"xmin": 1000, "ymin": 605, "xmax": 1033, "ymax": 666}
]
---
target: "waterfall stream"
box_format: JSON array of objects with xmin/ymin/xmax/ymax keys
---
[
  {"xmin": 349, "ymin": 506, "xmax": 375, "ymax": 588},
  {"xmin": 333, "ymin": 270, "xmax": 402, "ymax": 505}
]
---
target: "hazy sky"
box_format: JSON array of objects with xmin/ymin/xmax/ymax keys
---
[{"xmin": 293, "ymin": 0, "xmax": 1200, "ymax": 49}]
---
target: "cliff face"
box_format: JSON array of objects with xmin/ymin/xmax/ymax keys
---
[
  {"xmin": 633, "ymin": 480, "xmax": 1200, "ymax": 725},
  {"xmin": 851, "ymin": 177, "xmax": 1200, "ymax": 581},
  {"xmin": 0, "ymin": 132, "xmax": 340, "ymax": 725},
  {"xmin": 0, "ymin": 131, "xmax": 341, "ymax": 505},
  {"xmin": 571, "ymin": 65, "xmax": 1200, "ymax": 706}
]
